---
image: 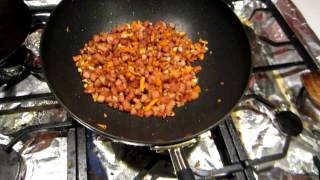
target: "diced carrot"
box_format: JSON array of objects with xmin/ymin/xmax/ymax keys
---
[
  {"xmin": 97, "ymin": 123, "xmax": 107, "ymax": 130},
  {"xmin": 143, "ymin": 98, "xmax": 159, "ymax": 111},
  {"xmin": 155, "ymin": 78, "xmax": 162, "ymax": 86},
  {"xmin": 199, "ymin": 54, "xmax": 204, "ymax": 60},
  {"xmin": 199, "ymin": 38, "xmax": 208, "ymax": 45},
  {"xmin": 140, "ymin": 77, "xmax": 145, "ymax": 92},
  {"xmin": 194, "ymin": 85, "xmax": 201, "ymax": 93}
]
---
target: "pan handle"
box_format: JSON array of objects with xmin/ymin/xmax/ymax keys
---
[{"xmin": 168, "ymin": 147, "xmax": 195, "ymax": 180}]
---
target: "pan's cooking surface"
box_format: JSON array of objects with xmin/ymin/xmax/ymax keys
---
[{"xmin": 41, "ymin": 0, "xmax": 251, "ymax": 145}]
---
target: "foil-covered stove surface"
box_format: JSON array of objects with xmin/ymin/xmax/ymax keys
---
[
  {"xmin": 232, "ymin": 0, "xmax": 319, "ymax": 178},
  {"xmin": 0, "ymin": 75, "xmax": 50, "ymax": 98},
  {"xmin": 0, "ymin": 8, "xmax": 67, "ymax": 179},
  {"xmin": 0, "ymin": 0, "xmax": 319, "ymax": 179},
  {"xmin": 91, "ymin": 131, "xmax": 223, "ymax": 179},
  {"xmin": 274, "ymin": 0, "xmax": 320, "ymax": 67},
  {"xmin": 22, "ymin": 136, "xmax": 67, "ymax": 180}
]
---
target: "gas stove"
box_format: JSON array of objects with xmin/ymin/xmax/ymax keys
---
[{"xmin": 0, "ymin": 0, "xmax": 319, "ymax": 179}]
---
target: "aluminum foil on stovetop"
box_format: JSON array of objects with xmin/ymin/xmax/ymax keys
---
[
  {"xmin": 1, "ymin": 0, "xmax": 319, "ymax": 179},
  {"xmin": 0, "ymin": 91, "xmax": 67, "ymax": 180},
  {"xmin": 0, "ymin": 92, "xmax": 67, "ymax": 180},
  {"xmin": 274, "ymin": 0, "xmax": 320, "ymax": 67},
  {"xmin": 21, "ymin": 136, "xmax": 67, "ymax": 180},
  {"xmin": 91, "ymin": 131, "xmax": 223, "ymax": 180},
  {"xmin": 232, "ymin": 0, "xmax": 319, "ymax": 177},
  {"xmin": 0, "ymin": 12, "xmax": 68, "ymax": 179},
  {"xmin": 0, "ymin": 98, "xmax": 67, "ymax": 180}
]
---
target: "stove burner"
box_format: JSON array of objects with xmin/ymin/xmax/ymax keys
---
[
  {"xmin": 275, "ymin": 111, "xmax": 303, "ymax": 136},
  {"xmin": 0, "ymin": 146, "xmax": 25, "ymax": 180}
]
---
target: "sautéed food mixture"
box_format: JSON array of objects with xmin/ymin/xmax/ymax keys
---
[{"xmin": 73, "ymin": 20, "xmax": 208, "ymax": 118}]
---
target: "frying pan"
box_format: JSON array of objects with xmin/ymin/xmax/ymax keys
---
[
  {"xmin": 40, "ymin": 0, "xmax": 252, "ymax": 179},
  {"xmin": 0, "ymin": 0, "xmax": 31, "ymax": 66}
]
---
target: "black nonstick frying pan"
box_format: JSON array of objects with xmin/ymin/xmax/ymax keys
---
[{"xmin": 40, "ymin": 0, "xmax": 252, "ymax": 179}]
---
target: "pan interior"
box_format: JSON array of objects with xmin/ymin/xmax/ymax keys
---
[{"xmin": 41, "ymin": 0, "xmax": 251, "ymax": 145}]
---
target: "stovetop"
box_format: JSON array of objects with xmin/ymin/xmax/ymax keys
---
[{"xmin": 0, "ymin": 0, "xmax": 320, "ymax": 180}]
